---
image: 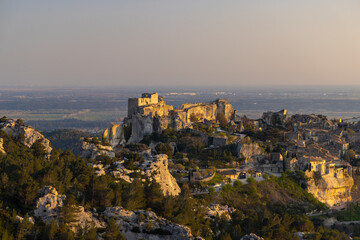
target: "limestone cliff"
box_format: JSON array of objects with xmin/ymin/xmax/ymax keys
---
[
  {"xmin": 79, "ymin": 140, "xmax": 115, "ymax": 159},
  {"xmin": 0, "ymin": 138, "xmax": 5, "ymax": 155},
  {"xmin": 307, "ymin": 174, "xmax": 354, "ymax": 207},
  {"xmin": 0, "ymin": 119, "xmax": 52, "ymax": 156},
  {"xmin": 103, "ymin": 124, "xmax": 125, "ymax": 148},
  {"xmin": 104, "ymin": 207, "xmax": 195, "ymax": 240},
  {"xmin": 128, "ymin": 114, "xmax": 155, "ymax": 144},
  {"xmin": 34, "ymin": 186, "xmax": 66, "ymax": 223},
  {"xmin": 140, "ymin": 154, "xmax": 181, "ymax": 196},
  {"xmin": 237, "ymin": 142, "xmax": 265, "ymax": 164},
  {"xmin": 34, "ymin": 186, "xmax": 192, "ymax": 238},
  {"xmin": 34, "ymin": 186, "xmax": 105, "ymax": 233}
]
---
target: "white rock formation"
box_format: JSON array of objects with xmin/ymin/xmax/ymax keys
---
[
  {"xmin": 66, "ymin": 206, "xmax": 105, "ymax": 234},
  {"xmin": 90, "ymin": 163, "xmax": 106, "ymax": 176},
  {"xmin": 34, "ymin": 186, "xmax": 105, "ymax": 234},
  {"xmin": 103, "ymin": 124, "xmax": 125, "ymax": 148},
  {"xmin": 104, "ymin": 207, "xmax": 195, "ymax": 240},
  {"xmin": 34, "ymin": 186, "xmax": 66, "ymax": 223},
  {"xmin": 79, "ymin": 140, "xmax": 115, "ymax": 159},
  {"xmin": 240, "ymin": 233, "xmax": 264, "ymax": 240},
  {"xmin": 0, "ymin": 119, "xmax": 52, "ymax": 156},
  {"xmin": 0, "ymin": 138, "xmax": 5, "ymax": 155},
  {"xmin": 141, "ymin": 154, "xmax": 181, "ymax": 196},
  {"xmin": 110, "ymin": 161, "xmax": 134, "ymax": 183},
  {"xmin": 205, "ymin": 204, "xmax": 235, "ymax": 221},
  {"xmin": 128, "ymin": 114, "xmax": 154, "ymax": 144},
  {"xmin": 307, "ymin": 174, "xmax": 354, "ymax": 207}
]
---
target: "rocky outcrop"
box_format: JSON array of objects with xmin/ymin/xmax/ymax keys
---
[
  {"xmin": 0, "ymin": 119, "xmax": 52, "ymax": 156},
  {"xmin": 116, "ymin": 94, "xmax": 236, "ymax": 144},
  {"xmin": 128, "ymin": 114, "xmax": 156, "ymax": 144},
  {"xmin": 307, "ymin": 174, "xmax": 354, "ymax": 207},
  {"xmin": 0, "ymin": 138, "xmax": 5, "ymax": 155},
  {"xmin": 34, "ymin": 186, "xmax": 105, "ymax": 233},
  {"xmin": 237, "ymin": 142, "xmax": 265, "ymax": 164},
  {"xmin": 104, "ymin": 207, "xmax": 195, "ymax": 240},
  {"xmin": 34, "ymin": 186, "xmax": 66, "ymax": 223},
  {"xmin": 205, "ymin": 204, "xmax": 235, "ymax": 221},
  {"xmin": 262, "ymin": 109, "xmax": 289, "ymax": 126},
  {"xmin": 103, "ymin": 124, "xmax": 125, "ymax": 148},
  {"xmin": 66, "ymin": 206, "xmax": 105, "ymax": 234},
  {"xmin": 79, "ymin": 140, "xmax": 115, "ymax": 159},
  {"xmin": 141, "ymin": 154, "xmax": 181, "ymax": 196},
  {"xmin": 240, "ymin": 233, "xmax": 264, "ymax": 240}
]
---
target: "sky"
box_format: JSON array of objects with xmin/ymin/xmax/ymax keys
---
[{"xmin": 0, "ymin": 0, "xmax": 360, "ymax": 87}]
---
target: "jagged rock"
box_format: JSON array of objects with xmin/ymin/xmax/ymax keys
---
[
  {"xmin": 15, "ymin": 215, "xmax": 34, "ymax": 224},
  {"xmin": 262, "ymin": 109, "xmax": 289, "ymax": 126},
  {"xmin": 34, "ymin": 186, "xmax": 105, "ymax": 234},
  {"xmin": 205, "ymin": 204, "xmax": 235, "ymax": 221},
  {"xmin": 79, "ymin": 140, "xmax": 115, "ymax": 159},
  {"xmin": 103, "ymin": 124, "xmax": 125, "ymax": 148},
  {"xmin": 34, "ymin": 186, "xmax": 66, "ymax": 223},
  {"xmin": 66, "ymin": 206, "xmax": 105, "ymax": 234},
  {"xmin": 0, "ymin": 119, "xmax": 52, "ymax": 156},
  {"xmin": 90, "ymin": 163, "xmax": 106, "ymax": 176},
  {"xmin": 0, "ymin": 138, "xmax": 5, "ymax": 155},
  {"xmin": 128, "ymin": 114, "xmax": 155, "ymax": 144},
  {"xmin": 110, "ymin": 160, "xmax": 134, "ymax": 183},
  {"xmin": 240, "ymin": 233, "xmax": 264, "ymax": 240},
  {"xmin": 117, "ymin": 94, "xmax": 236, "ymax": 144},
  {"xmin": 104, "ymin": 207, "xmax": 196, "ymax": 240},
  {"xmin": 237, "ymin": 142, "xmax": 265, "ymax": 164},
  {"xmin": 140, "ymin": 154, "xmax": 181, "ymax": 196},
  {"xmin": 307, "ymin": 174, "xmax": 354, "ymax": 207}
]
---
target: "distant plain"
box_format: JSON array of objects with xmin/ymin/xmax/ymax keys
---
[{"xmin": 2, "ymin": 86, "xmax": 360, "ymax": 130}]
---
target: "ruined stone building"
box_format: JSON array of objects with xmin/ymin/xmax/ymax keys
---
[{"xmin": 104, "ymin": 92, "xmax": 237, "ymax": 145}]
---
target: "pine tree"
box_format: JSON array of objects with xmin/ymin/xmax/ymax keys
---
[{"xmin": 103, "ymin": 217, "xmax": 125, "ymax": 240}]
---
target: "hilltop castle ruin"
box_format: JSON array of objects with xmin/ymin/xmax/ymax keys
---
[{"xmin": 104, "ymin": 92, "xmax": 236, "ymax": 146}]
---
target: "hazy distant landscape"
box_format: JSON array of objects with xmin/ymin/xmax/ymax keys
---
[{"xmin": 2, "ymin": 86, "xmax": 360, "ymax": 131}]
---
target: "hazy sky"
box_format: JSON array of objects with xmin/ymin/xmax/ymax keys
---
[{"xmin": 1, "ymin": 1, "xmax": 360, "ymax": 87}]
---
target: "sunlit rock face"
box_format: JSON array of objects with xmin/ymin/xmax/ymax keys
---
[
  {"xmin": 0, "ymin": 138, "xmax": 5, "ymax": 155},
  {"xmin": 79, "ymin": 140, "xmax": 115, "ymax": 159},
  {"xmin": 0, "ymin": 119, "xmax": 52, "ymax": 156},
  {"xmin": 34, "ymin": 186, "xmax": 66, "ymax": 223},
  {"xmin": 141, "ymin": 154, "xmax": 181, "ymax": 196},
  {"xmin": 307, "ymin": 174, "xmax": 354, "ymax": 207},
  {"xmin": 107, "ymin": 94, "xmax": 236, "ymax": 145},
  {"xmin": 103, "ymin": 124, "xmax": 125, "ymax": 148},
  {"xmin": 104, "ymin": 207, "xmax": 196, "ymax": 240},
  {"xmin": 34, "ymin": 186, "xmax": 105, "ymax": 234}
]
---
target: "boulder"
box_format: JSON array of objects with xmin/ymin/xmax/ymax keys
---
[
  {"xmin": 104, "ymin": 207, "xmax": 196, "ymax": 240},
  {"xmin": 240, "ymin": 233, "xmax": 264, "ymax": 240},
  {"xmin": 34, "ymin": 186, "xmax": 66, "ymax": 223}
]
